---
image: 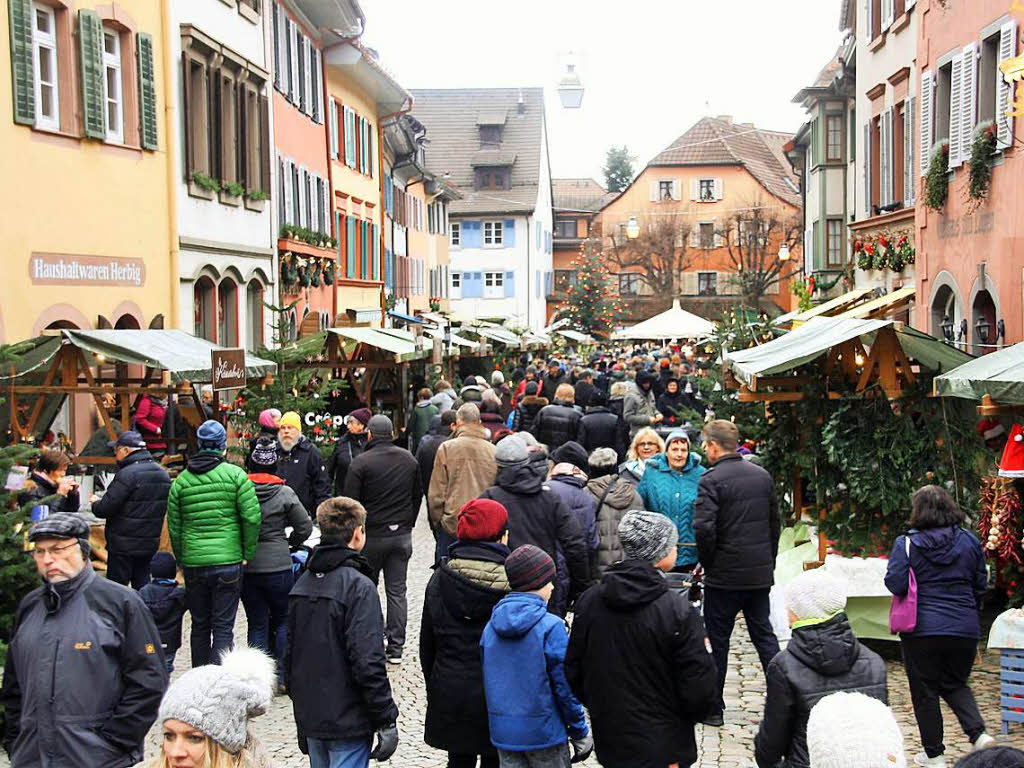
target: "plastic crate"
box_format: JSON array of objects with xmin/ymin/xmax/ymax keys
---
[{"xmin": 1000, "ymin": 649, "xmax": 1024, "ymax": 734}]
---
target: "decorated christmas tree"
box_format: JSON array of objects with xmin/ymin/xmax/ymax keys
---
[{"xmin": 561, "ymin": 239, "xmax": 624, "ymax": 339}]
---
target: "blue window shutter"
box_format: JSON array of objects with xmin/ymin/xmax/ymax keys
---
[
  {"xmin": 466, "ymin": 221, "xmax": 482, "ymax": 248},
  {"xmin": 346, "ymin": 215, "xmax": 356, "ymax": 278},
  {"xmin": 504, "ymin": 270, "xmax": 515, "ymax": 298},
  {"xmin": 535, "ymin": 270, "xmax": 540, "ymax": 297},
  {"xmin": 464, "ymin": 272, "xmax": 482, "ymax": 298},
  {"xmin": 545, "ymin": 271, "xmax": 553, "ymax": 295},
  {"xmin": 503, "ymin": 219, "xmax": 515, "ymax": 248},
  {"xmin": 372, "ymin": 224, "xmax": 380, "ymax": 281}
]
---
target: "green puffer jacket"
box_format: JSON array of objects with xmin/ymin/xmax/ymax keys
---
[{"xmin": 166, "ymin": 451, "xmax": 261, "ymax": 567}]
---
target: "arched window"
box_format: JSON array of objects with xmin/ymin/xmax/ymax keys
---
[
  {"xmin": 246, "ymin": 281, "xmax": 264, "ymax": 351},
  {"xmin": 114, "ymin": 313, "xmax": 140, "ymax": 330},
  {"xmin": 194, "ymin": 276, "xmax": 215, "ymax": 341},
  {"xmin": 218, "ymin": 277, "xmax": 239, "ymax": 347}
]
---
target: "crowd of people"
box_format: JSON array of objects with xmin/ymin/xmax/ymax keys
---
[{"xmin": 0, "ymin": 350, "xmax": 1011, "ymax": 768}]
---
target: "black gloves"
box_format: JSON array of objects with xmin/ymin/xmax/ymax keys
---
[{"xmin": 369, "ymin": 723, "xmax": 399, "ymax": 762}]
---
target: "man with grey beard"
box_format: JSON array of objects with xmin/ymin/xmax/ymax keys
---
[
  {"xmin": 1, "ymin": 513, "xmax": 167, "ymax": 767},
  {"xmin": 277, "ymin": 410, "xmax": 331, "ymax": 516}
]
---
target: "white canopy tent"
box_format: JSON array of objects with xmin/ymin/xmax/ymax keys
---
[{"xmin": 611, "ymin": 299, "xmax": 715, "ymax": 341}]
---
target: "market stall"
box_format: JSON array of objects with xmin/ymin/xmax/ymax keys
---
[{"xmin": 611, "ymin": 299, "xmax": 714, "ymax": 341}]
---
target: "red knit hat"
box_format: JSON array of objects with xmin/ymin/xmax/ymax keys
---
[
  {"xmin": 1000, "ymin": 424, "xmax": 1024, "ymax": 478},
  {"xmin": 457, "ymin": 499, "xmax": 509, "ymax": 542}
]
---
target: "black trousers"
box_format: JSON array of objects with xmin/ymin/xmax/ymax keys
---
[
  {"xmin": 902, "ymin": 634, "xmax": 986, "ymax": 757},
  {"xmin": 362, "ymin": 531, "xmax": 413, "ymax": 652},
  {"xmin": 106, "ymin": 551, "xmax": 153, "ymax": 589},
  {"xmin": 448, "ymin": 752, "xmax": 499, "ymax": 768},
  {"xmin": 703, "ymin": 586, "xmax": 780, "ymax": 715}
]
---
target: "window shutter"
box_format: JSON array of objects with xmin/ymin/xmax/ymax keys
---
[
  {"xmin": 260, "ymin": 95, "xmax": 270, "ymax": 195},
  {"xmin": 303, "ymin": 37, "xmax": 312, "ymax": 116},
  {"xmin": 136, "ymin": 33, "xmax": 158, "ymax": 150},
  {"xmin": 681, "ymin": 271, "xmax": 698, "ymax": 295},
  {"xmin": 9, "ymin": 0, "xmax": 34, "ymax": 124},
  {"xmin": 865, "ymin": 0, "xmax": 873, "ymax": 40},
  {"xmin": 289, "ymin": 20, "xmax": 299, "ymax": 104},
  {"xmin": 714, "ymin": 178, "xmax": 724, "ymax": 200},
  {"xmin": 362, "ymin": 221, "xmax": 370, "ymax": 277},
  {"xmin": 688, "ymin": 228, "xmax": 700, "ymax": 248},
  {"xmin": 283, "ymin": 159, "xmax": 293, "ymax": 224},
  {"xmin": 503, "ymin": 219, "xmax": 516, "ymax": 247},
  {"xmin": 997, "ymin": 21, "xmax": 1017, "ymax": 151},
  {"xmin": 648, "ymin": 181, "xmax": 658, "ymax": 202},
  {"xmin": 689, "ymin": 179, "xmax": 699, "ymax": 201},
  {"xmin": 804, "ymin": 228, "xmax": 813, "ymax": 274},
  {"xmin": 328, "ymin": 98, "xmax": 338, "ymax": 158},
  {"xmin": 366, "ymin": 121, "xmax": 373, "ymax": 177},
  {"xmin": 372, "ymin": 224, "xmax": 380, "ymax": 281},
  {"xmin": 346, "ymin": 108, "xmax": 356, "ymax": 167},
  {"xmin": 78, "ymin": 10, "xmax": 106, "ymax": 139},
  {"xmin": 960, "ymin": 43, "xmax": 978, "ymax": 167},
  {"xmin": 905, "ymin": 0, "xmax": 915, "ymax": 8},
  {"xmin": 346, "ymin": 215, "xmax": 356, "ymax": 278},
  {"xmin": 879, "ymin": 109, "xmax": 890, "ymax": 206},
  {"xmin": 882, "ymin": 0, "xmax": 894, "ymax": 30},
  {"xmin": 713, "ymin": 220, "xmax": 723, "ymax": 248},
  {"xmin": 314, "ymin": 48, "xmax": 323, "ymax": 123},
  {"xmin": 863, "ymin": 122, "xmax": 872, "ymax": 216},
  {"xmin": 904, "ymin": 96, "xmax": 915, "ymax": 204},
  {"xmin": 920, "ymin": 70, "xmax": 933, "ymax": 175},
  {"xmin": 672, "ymin": 179, "xmax": 681, "ymax": 200},
  {"xmin": 272, "ymin": 5, "xmax": 281, "ymax": 90},
  {"xmin": 948, "ymin": 52, "xmax": 964, "ymax": 168}
]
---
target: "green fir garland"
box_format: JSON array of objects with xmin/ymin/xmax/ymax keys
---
[
  {"xmin": 968, "ymin": 120, "xmax": 996, "ymax": 204},
  {"xmin": 924, "ymin": 140, "xmax": 950, "ymax": 211}
]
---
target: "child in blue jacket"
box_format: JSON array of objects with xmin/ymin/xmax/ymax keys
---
[{"xmin": 481, "ymin": 545, "xmax": 593, "ymax": 767}]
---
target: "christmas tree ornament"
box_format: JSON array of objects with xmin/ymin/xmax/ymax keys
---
[{"xmin": 1000, "ymin": 424, "xmax": 1024, "ymax": 478}]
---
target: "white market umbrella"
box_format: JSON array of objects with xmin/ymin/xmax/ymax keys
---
[{"xmin": 612, "ymin": 299, "xmax": 714, "ymax": 341}]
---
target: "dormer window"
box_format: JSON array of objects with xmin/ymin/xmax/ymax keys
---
[
  {"xmin": 475, "ymin": 166, "xmax": 510, "ymax": 190},
  {"xmin": 479, "ymin": 124, "xmax": 502, "ymax": 147}
]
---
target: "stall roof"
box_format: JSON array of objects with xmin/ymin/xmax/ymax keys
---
[
  {"xmin": 611, "ymin": 299, "xmax": 714, "ymax": 340},
  {"xmin": 62, "ymin": 329, "xmax": 276, "ymax": 382},
  {"xmin": 557, "ymin": 329, "xmax": 594, "ymax": 343},
  {"xmin": 326, "ymin": 327, "xmax": 425, "ymax": 361},
  {"xmin": 724, "ymin": 317, "xmax": 971, "ymax": 387},
  {"xmin": 423, "ymin": 327, "xmax": 480, "ymax": 350},
  {"xmin": 465, "ymin": 326, "xmax": 521, "ymax": 345},
  {"xmin": 934, "ymin": 342, "xmax": 1024, "ymax": 404},
  {"xmin": 387, "ymin": 310, "xmax": 424, "ymax": 325},
  {"xmin": 773, "ymin": 287, "xmax": 875, "ymax": 326},
  {"xmin": 835, "ymin": 286, "xmax": 915, "ymax": 320}
]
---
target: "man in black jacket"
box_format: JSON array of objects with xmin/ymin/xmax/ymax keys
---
[
  {"xmin": 327, "ymin": 407, "xmax": 371, "ymax": 495},
  {"xmin": 287, "ymin": 497, "xmax": 399, "ymax": 766},
  {"xmin": 576, "ymin": 389, "xmax": 620, "ymax": 455},
  {"xmin": 277, "ymin": 411, "xmax": 331, "ymax": 515},
  {"xmin": 91, "ymin": 431, "xmax": 171, "ymax": 588},
  {"xmin": 754, "ymin": 569, "xmax": 886, "ymax": 768},
  {"xmin": 344, "ymin": 415, "xmax": 423, "ymax": 664},
  {"xmin": 566, "ymin": 510, "xmax": 717, "ymax": 768},
  {"xmin": 415, "ymin": 410, "xmax": 457, "ymax": 493},
  {"xmin": 695, "ymin": 419, "xmax": 781, "ymax": 726},
  {"xmin": 539, "ymin": 359, "xmax": 567, "ymax": 402},
  {"xmin": 479, "ymin": 435, "xmax": 589, "ymax": 616},
  {"xmin": 531, "ymin": 383, "xmax": 581, "ymax": 451},
  {"xmin": 573, "ymin": 369, "xmax": 596, "ymax": 410}
]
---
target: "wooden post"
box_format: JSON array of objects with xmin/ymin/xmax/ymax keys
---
[{"xmin": 792, "ymin": 468, "xmax": 802, "ymax": 526}]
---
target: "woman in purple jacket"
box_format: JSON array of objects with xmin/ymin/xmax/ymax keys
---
[{"xmin": 884, "ymin": 484, "xmax": 993, "ymax": 767}]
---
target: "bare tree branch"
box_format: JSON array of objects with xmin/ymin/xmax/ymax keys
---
[{"xmin": 600, "ymin": 204, "xmax": 697, "ymax": 300}]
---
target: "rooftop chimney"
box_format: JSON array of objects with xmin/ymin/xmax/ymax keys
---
[
  {"xmin": 517, "ymin": 90, "xmax": 525, "ymax": 114},
  {"xmin": 716, "ymin": 115, "xmax": 733, "ymax": 124}
]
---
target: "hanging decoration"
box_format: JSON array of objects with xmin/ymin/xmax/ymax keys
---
[
  {"xmin": 967, "ymin": 120, "xmax": 997, "ymax": 205},
  {"xmin": 852, "ymin": 230, "xmax": 915, "ymax": 272},
  {"xmin": 924, "ymin": 140, "xmax": 950, "ymax": 211}
]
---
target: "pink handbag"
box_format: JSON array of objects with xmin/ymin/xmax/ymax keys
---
[{"xmin": 888, "ymin": 536, "xmax": 918, "ymax": 634}]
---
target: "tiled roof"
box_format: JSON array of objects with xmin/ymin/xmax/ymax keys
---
[
  {"xmin": 552, "ymin": 178, "xmax": 614, "ymax": 213},
  {"xmin": 471, "ymin": 150, "xmax": 518, "ymax": 167},
  {"xmin": 411, "ymin": 88, "xmax": 545, "ymax": 216},
  {"xmin": 647, "ymin": 116, "xmax": 801, "ymax": 206},
  {"xmin": 476, "ymin": 110, "xmax": 507, "ymax": 125}
]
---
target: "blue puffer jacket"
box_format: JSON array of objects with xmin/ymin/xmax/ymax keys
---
[
  {"xmin": 637, "ymin": 452, "xmax": 705, "ymax": 567},
  {"xmin": 481, "ymin": 592, "xmax": 588, "ymax": 751},
  {"xmin": 884, "ymin": 525, "xmax": 987, "ymax": 638}
]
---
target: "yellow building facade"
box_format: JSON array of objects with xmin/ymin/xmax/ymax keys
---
[{"xmin": 0, "ymin": 0, "xmax": 172, "ymax": 343}]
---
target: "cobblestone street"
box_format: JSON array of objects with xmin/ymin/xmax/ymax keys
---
[{"xmin": 4, "ymin": 515, "xmax": 1020, "ymax": 768}]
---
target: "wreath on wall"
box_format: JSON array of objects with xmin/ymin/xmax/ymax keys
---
[
  {"xmin": 924, "ymin": 140, "xmax": 950, "ymax": 211},
  {"xmin": 852, "ymin": 230, "xmax": 915, "ymax": 272}
]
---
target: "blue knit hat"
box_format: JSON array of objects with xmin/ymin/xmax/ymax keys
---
[{"xmin": 197, "ymin": 420, "xmax": 227, "ymax": 451}]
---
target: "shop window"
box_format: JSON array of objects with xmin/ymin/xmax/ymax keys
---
[
  {"xmin": 217, "ymin": 278, "xmax": 238, "ymax": 347},
  {"xmin": 193, "ymin": 276, "xmax": 215, "ymax": 341}
]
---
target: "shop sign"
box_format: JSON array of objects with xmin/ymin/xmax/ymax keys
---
[
  {"xmin": 211, "ymin": 348, "xmax": 246, "ymax": 391},
  {"xmin": 29, "ymin": 253, "xmax": 146, "ymax": 286}
]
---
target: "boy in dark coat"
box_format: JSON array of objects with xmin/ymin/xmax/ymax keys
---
[
  {"xmin": 139, "ymin": 551, "xmax": 187, "ymax": 674},
  {"xmin": 421, "ymin": 499, "xmax": 511, "ymax": 768},
  {"xmin": 577, "ymin": 389, "xmax": 620, "ymax": 455},
  {"xmin": 512, "ymin": 381, "xmax": 548, "ymax": 434},
  {"xmin": 566, "ymin": 510, "xmax": 717, "ymax": 768},
  {"xmin": 754, "ymin": 569, "xmax": 886, "ymax": 768}
]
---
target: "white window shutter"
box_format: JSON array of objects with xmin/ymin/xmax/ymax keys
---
[
  {"xmin": 688, "ymin": 228, "xmax": 700, "ymax": 248},
  {"xmin": 920, "ymin": 70, "xmax": 933, "ymax": 175},
  {"xmin": 328, "ymin": 98, "xmax": 338, "ymax": 158},
  {"xmin": 648, "ymin": 181, "xmax": 658, "ymax": 202},
  {"xmin": 863, "ymin": 122, "xmax": 872, "ymax": 216},
  {"xmin": 948, "ymin": 52, "xmax": 964, "ymax": 168},
  {"xmin": 672, "ymin": 179, "xmax": 681, "ymax": 200},
  {"xmin": 881, "ymin": 109, "xmax": 892, "ymax": 206},
  {"xmin": 314, "ymin": 48, "xmax": 324, "ymax": 123},
  {"xmin": 960, "ymin": 43, "xmax": 978, "ymax": 166},
  {"xmin": 713, "ymin": 220, "xmax": 723, "ymax": 247},
  {"xmin": 997, "ymin": 21, "xmax": 1017, "ymax": 150},
  {"xmin": 278, "ymin": 6, "xmax": 288, "ymax": 93},
  {"xmin": 289, "ymin": 21, "xmax": 299, "ymax": 105},
  {"xmin": 905, "ymin": 0, "xmax": 915, "ymax": 8},
  {"xmin": 804, "ymin": 228, "xmax": 813, "ymax": 274},
  {"xmin": 882, "ymin": 0, "xmax": 894, "ymax": 30},
  {"xmin": 682, "ymin": 271, "xmax": 698, "ymax": 295},
  {"xmin": 690, "ymin": 179, "xmax": 699, "ymax": 201},
  {"xmin": 283, "ymin": 160, "xmax": 293, "ymax": 224},
  {"xmin": 713, "ymin": 178, "xmax": 723, "ymax": 200},
  {"xmin": 905, "ymin": 97, "xmax": 915, "ymax": 204},
  {"xmin": 303, "ymin": 39, "xmax": 313, "ymax": 117},
  {"xmin": 865, "ymin": 0, "xmax": 874, "ymax": 39}
]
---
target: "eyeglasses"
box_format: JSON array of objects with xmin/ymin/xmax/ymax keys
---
[
  {"xmin": 636, "ymin": 442, "xmax": 660, "ymax": 448},
  {"xmin": 31, "ymin": 540, "xmax": 80, "ymax": 559}
]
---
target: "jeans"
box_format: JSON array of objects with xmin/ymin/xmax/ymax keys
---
[
  {"xmin": 307, "ymin": 736, "xmax": 371, "ymax": 768},
  {"xmin": 497, "ymin": 745, "xmax": 570, "ymax": 768},
  {"xmin": 362, "ymin": 532, "xmax": 413, "ymax": 653},
  {"xmin": 106, "ymin": 551, "xmax": 153, "ymax": 589},
  {"xmin": 703, "ymin": 586, "xmax": 780, "ymax": 715},
  {"xmin": 163, "ymin": 647, "xmax": 177, "ymax": 675},
  {"xmin": 902, "ymin": 635, "xmax": 986, "ymax": 757},
  {"xmin": 184, "ymin": 563, "xmax": 243, "ymax": 667},
  {"xmin": 241, "ymin": 568, "xmax": 293, "ymax": 683},
  {"xmin": 449, "ymin": 752, "xmax": 499, "ymax": 768}
]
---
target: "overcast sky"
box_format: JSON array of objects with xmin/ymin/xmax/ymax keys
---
[{"xmin": 363, "ymin": 0, "xmax": 844, "ymax": 184}]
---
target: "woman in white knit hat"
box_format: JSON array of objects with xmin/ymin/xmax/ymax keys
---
[{"xmin": 150, "ymin": 647, "xmax": 276, "ymax": 768}]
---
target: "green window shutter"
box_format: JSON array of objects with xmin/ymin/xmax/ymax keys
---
[
  {"xmin": 346, "ymin": 215, "xmax": 356, "ymax": 278},
  {"xmin": 8, "ymin": 0, "xmax": 35, "ymax": 124},
  {"xmin": 137, "ymin": 33, "xmax": 158, "ymax": 150},
  {"xmin": 78, "ymin": 9, "xmax": 105, "ymax": 139},
  {"xmin": 372, "ymin": 224, "xmax": 379, "ymax": 280}
]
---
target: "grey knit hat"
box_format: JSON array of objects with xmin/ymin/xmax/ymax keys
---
[
  {"xmin": 495, "ymin": 435, "xmax": 529, "ymax": 466},
  {"xmin": 158, "ymin": 647, "xmax": 275, "ymax": 753},
  {"xmin": 618, "ymin": 510, "xmax": 678, "ymax": 563}
]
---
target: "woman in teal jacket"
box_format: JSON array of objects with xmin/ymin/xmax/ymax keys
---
[{"xmin": 637, "ymin": 430, "xmax": 704, "ymax": 571}]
